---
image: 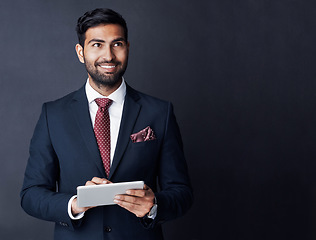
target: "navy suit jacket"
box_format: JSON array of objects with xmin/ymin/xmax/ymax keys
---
[{"xmin": 21, "ymin": 84, "xmax": 193, "ymax": 240}]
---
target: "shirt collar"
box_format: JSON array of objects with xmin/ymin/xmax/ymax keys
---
[{"xmin": 85, "ymin": 78, "xmax": 126, "ymax": 105}]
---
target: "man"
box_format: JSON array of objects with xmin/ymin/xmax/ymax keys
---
[{"xmin": 21, "ymin": 8, "xmax": 193, "ymax": 240}]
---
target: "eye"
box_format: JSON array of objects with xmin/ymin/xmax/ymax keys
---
[
  {"xmin": 92, "ymin": 43, "xmax": 101, "ymax": 47},
  {"xmin": 113, "ymin": 42, "xmax": 124, "ymax": 47}
]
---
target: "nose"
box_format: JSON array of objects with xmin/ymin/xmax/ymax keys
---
[{"xmin": 102, "ymin": 45, "xmax": 115, "ymax": 62}]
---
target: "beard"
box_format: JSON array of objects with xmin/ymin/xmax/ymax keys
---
[{"xmin": 84, "ymin": 58, "xmax": 128, "ymax": 88}]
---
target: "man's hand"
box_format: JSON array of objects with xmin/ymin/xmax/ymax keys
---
[
  {"xmin": 114, "ymin": 184, "xmax": 155, "ymax": 218},
  {"xmin": 71, "ymin": 177, "xmax": 112, "ymax": 215}
]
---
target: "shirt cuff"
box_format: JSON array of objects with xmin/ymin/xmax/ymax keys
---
[
  {"xmin": 68, "ymin": 195, "xmax": 85, "ymax": 220},
  {"xmin": 147, "ymin": 197, "xmax": 157, "ymax": 219}
]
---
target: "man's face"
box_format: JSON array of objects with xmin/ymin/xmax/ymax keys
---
[{"xmin": 76, "ymin": 24, "xmax": 129, "ymax": 89}]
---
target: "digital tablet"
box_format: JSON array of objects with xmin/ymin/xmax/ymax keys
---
[{"xmin": 77, "ymin": 181, "xmax": 144, "ymax": 208}]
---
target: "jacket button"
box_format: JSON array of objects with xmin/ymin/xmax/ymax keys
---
[
  {"xmin": 104, "ymin": 226, "xmax": 112, "ymax": 233},
  {"xmin": 59, "ymin": 222, "xmax": 68, "ymax": 227}
]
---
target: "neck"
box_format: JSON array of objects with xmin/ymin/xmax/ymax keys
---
[{"xmin": 88, "ymin": 77, "xmax": 122, "ymax": 96}]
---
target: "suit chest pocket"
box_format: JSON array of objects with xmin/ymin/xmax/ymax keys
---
[{"xmin": 128, "ymin": 139, "xmax": 160, "ymax": 159}]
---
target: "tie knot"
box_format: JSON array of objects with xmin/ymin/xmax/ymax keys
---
[{"xmin": 95, "ymin": 98, "xmax": 113, "ymax": 109}]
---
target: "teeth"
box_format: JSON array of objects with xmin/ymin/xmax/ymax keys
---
[{"xmin": 100, "ymin": 65, "xmax": 115, "ymax": 69}]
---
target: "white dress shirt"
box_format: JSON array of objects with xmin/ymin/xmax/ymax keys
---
[
  {"xmin": 85, "ymin": 78, "xmax": 126, "ymax": 163},
  {"xmin": 68, "ymin": 79, "xmax": 126, "ymax": 219}
]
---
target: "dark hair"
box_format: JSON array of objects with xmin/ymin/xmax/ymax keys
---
[{"xmin": 76, "ymin": 8, "xmax": 128, "ymax": 47}]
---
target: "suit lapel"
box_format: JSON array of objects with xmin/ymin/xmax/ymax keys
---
[
  {"xmin": 70, "ymin": 86, "xmax": 106, "ymax": 177},
  {"xmin": 109, "ymin": 85, "xmax": 141, "ymax": 179}
]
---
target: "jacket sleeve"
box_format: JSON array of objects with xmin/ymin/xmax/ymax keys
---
[
  {"xmin": 20, "ymin": 103, "xmax": 79, "ymax": 231},
  {"xmin": 148, "ymin": 102, "xmax": 193, "ymax": 227}
]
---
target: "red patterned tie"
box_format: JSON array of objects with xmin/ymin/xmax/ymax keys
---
[{"xmin": 94, "ymin": 98, "xmax": 113, "ymax": 177}]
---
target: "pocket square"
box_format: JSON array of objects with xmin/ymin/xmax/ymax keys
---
[{"xmin": 130, "ymin": 126, "xmax": 156, "ymax": 143}]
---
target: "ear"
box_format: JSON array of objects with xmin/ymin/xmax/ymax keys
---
[{"xmin": 75, "ymin": 44, "xmax": 85, "ymax": 63}]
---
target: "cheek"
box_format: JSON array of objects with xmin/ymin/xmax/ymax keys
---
[
  {"xmin": 83, "ymin": 50, "xmax": 99, "ymax": 63},
  {"xmin": 83, "ymin": 55, "xmax": 96, "ymax": 66},
  {"xmin": 117, "ymin": 52, "xmax": 128, "ymax": 63}
]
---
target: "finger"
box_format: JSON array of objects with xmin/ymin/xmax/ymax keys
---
[
  {"xmin": 126, "ymin": 189, "xmax": 146, "ymax": 197},
  {"xmin": 102, "ymin": 179, "xmax": 112, "ymax": 184},
  {"xmin": 91, "ymin": 177, "xmax": 111, "ymax": 184},
  {"xmin": 114, "ymin": 198, "xmax": 151, "ymax": 218},
  {"xmin": 85, "ymin": 181, "xmax": 96, "ymax": 186},
  {"xmin": 115, "ymin": 194, "xmax": 141, "ymax": 205},
  {"xmin": 126, "ymin": 185, "xmax": 153, "ymax": 197},
  {"xmin": 114, "ymin": 194, "xmax": 153, "ymax": 210}
]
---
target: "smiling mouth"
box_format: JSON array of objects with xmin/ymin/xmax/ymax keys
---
[
  {"xmin": 97, "ymin": 63, "xmax": 118, "ymax": 73},
  {"xmin": 99, "ymin": 65, "xmax": 115, "ymax": 69}
]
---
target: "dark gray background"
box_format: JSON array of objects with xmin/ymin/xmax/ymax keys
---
[{"xmin": 1, "ymin": 0, "xmax": 316, "ymax": 239}]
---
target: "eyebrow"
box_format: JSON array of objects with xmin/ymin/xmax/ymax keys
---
[
  {"xmin": 87, "ymin": 39, "xmax": 105, "ymax": 44},
  {"xmin": 87, "ymin": 37, "xmax": 126, "ymax": 45}
]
